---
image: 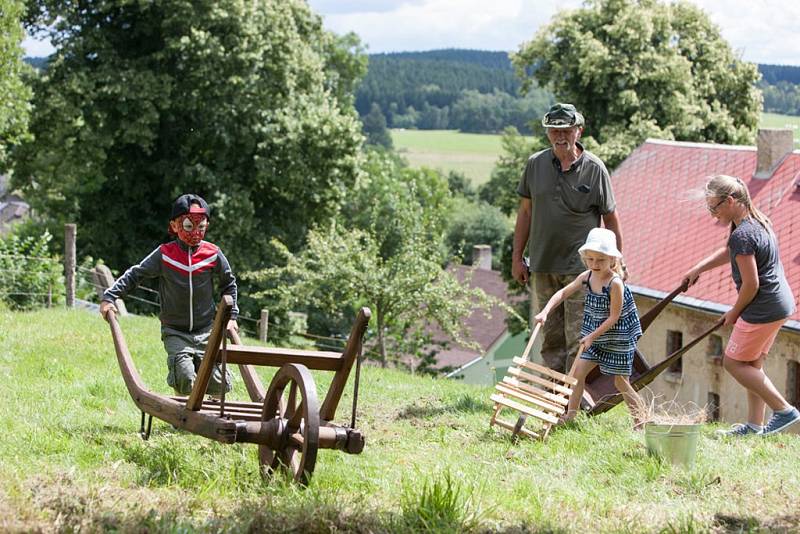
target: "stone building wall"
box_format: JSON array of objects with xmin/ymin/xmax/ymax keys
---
[{"xmin": 634, "ymin": 295, "xmax": 800, "ymax": 433}]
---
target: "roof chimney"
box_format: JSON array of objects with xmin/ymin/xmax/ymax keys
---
[
  {"xmin": 472, "ymin": 245, "xmax": 492, "ymax": 270},
  {"xmin": 754, "ymin": 128, "xmax": 794, "ymax": 179}
]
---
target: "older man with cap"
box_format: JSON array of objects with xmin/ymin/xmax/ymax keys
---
[{"xmin": 511, "ymin": 103, "xmax": 624, "ymax": 374}]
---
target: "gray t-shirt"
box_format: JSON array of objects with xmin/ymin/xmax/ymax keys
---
[
  {"xmin": 728, "ymin": 218, "xmax": 796, "ymax": 323},
  {"xmin": 516, "ymin": 144, "xmax": 616, "ymax": 273}
]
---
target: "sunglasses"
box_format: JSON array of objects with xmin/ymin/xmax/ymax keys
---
[{"xmin": 706, "ymin": 196, "xmax": 727, "ymax": 214}]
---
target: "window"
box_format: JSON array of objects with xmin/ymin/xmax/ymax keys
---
[
  {"xmin": 707, "ymin": 392, "xmax": 720, "ymax": 422},
  {"xmin": 787, "ymin": 361, "xmax": 800, "ymax": 406},
  {"xmin": 706, "ymin": 334, "xmax": 723, "ymax": 365},
  {"xmin": 707, "ymin": 334, "xmax": 723, "ymax": 357},
  {"xmin": 667, "ymin": 330, "xmax": 683, "ymax": 375}
]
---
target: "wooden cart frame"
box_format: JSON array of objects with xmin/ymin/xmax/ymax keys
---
[
  {"xmin": 581, "ymin": 282, "xmax": 722, "ymax": 415},
  {"xmin": 492, "ymin": 282, "xmax": 723, "ymax": 439},
  {"xmin": 106, "ymin": 295, "xmax": 370, "ymax": 485}
]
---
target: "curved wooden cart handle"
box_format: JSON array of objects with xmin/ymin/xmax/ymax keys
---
[
  {"xmin": 639, "ymin": 280, "xmax": 690, "ymax": 332},
  {"xmin": 632, "ymin": 317, "xmax": 724, "ymax": 392}
]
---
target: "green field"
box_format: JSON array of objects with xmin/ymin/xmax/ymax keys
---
[
  {"xmin": 392, "ymin": 113, "xmax": 800, "ymax": 186},
  {"xmin": 391, "ymin": 129, "xmax": 527, "ymax": 186},
  {"xmin": 3, "ymin": 307, "xmax": 800, "ymax": 532}
]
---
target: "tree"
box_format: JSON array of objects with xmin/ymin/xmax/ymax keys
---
[
  {"xmin": 362, "ymin": 103, "xmax": 393, "ymax": 149},
  {"xmin": 248, "ymin": 150, "xmax": 507, "ymax": 368},
  {"xmin": 13, "ymin": 0, "xmax": 365, "ymax": 278},
  {"xmin": 512, "ymin": 0, "xmax": 761, "ymax": 168},
  {"xmin": 479, "ymin": 127, "xmax": 546, "ymax": 216},
  {"xmin": 445, "ymin": 197, "xmax": 511, "ymax": 270},
  {"xmin": 0, "ymin": 0, "xmax": 31, "ymax": 169}
]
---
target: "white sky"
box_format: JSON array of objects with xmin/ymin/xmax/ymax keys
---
[
  {"xmin": 22, "ymin": 0, "xmax": 800, "ymax": 66},
  {"xmin": 305, "ymin": 0, "xmax": 800, "ymax": 66}
]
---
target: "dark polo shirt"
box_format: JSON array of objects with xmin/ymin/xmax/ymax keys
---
[{"xmin": 516, "ymin": 143, "xmax": 616, "ymax": 273}]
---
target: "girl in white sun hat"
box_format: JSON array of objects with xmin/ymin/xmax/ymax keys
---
[{"xmin": 534, "ymin": 227, "xmax": 644, "ymax": 427}]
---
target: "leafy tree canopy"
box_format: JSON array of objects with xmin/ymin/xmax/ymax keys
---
[
  {"xmin": 479, "ymin": 127, "xmax": 547, "ymax": 216},
  {"xmin": 362, "ymin": 103, "xmax": 393, "ymax": 149},
  {"xmin": 512, "ymin": 0, "xmax": 762, "ymax": 167},
  {"xmin": 14, "ymin": 0, "xmax": 366, "ymax": 277},
  {"xmin": 248, "ymin": 150, "xmax": 508, "ymax": 369},
  {"xmin": 0, "ymin": 0, "xmax": 31, "ymax": 169}
]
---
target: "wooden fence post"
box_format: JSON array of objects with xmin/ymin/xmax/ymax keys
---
[
  {"xmin": 259, "ymin": 309, "xmax": 269, "ymax": 342},
  {"xmin": 64, "ymin": 224, "xmax": 76, "ymax": 308},
  {"xmin": 92, "ymin": 263, "xmax": 127, "ymax": 316}
]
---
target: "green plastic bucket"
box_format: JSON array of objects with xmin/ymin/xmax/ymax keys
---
[{"xmin": 644, "ymin": 423, "xmax": 700, "ymax": 468}]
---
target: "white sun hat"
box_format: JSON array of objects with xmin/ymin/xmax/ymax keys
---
[{"xmin": 578, "ymin": 228, "xmax": 621, "ymax": 258}]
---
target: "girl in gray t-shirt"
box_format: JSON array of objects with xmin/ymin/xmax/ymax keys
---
[{"xmin": 683, "ymin": 175, "xmax": 798, "ymax": 436}]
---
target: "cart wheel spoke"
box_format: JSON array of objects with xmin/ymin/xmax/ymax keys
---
[
  {"xmin": 259, "ymin": 363, "xmax": 320, "ymax": 485},
  {"xmin": 287, "ymin": 399, "xmax": 305, "ymax": 429},
  {"xmin": 287, "ymin": 381, "xmax": 297, "ymax": 413}
]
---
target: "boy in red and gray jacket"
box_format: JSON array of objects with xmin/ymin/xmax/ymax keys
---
[{"xmin": 100, "ymin": 194, "xmax": 238, "ymax": 396}]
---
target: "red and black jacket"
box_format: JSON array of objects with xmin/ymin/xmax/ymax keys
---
[{"xmin": 103, "ymin": 240, "xmax": 238, "ymax": 332}]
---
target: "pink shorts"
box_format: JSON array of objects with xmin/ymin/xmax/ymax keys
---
[{"xmin": 725, "ymin": 317, "xmax": 785, "ymax": 362}]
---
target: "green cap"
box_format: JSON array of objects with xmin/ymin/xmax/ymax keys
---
[{"xmin": 542, "ymin": 103, "xmax": 585, "ymax": 128}]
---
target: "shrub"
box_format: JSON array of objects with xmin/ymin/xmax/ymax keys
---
[
  {"xmin": 445, "ymin": 198, "xmax": 511, "ymax": 270},
  {"xmin": 0, "ymin": 230, "xmax": 64, "ymax": 310}
]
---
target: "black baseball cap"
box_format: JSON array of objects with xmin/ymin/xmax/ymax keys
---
[{"xmin": 170, "ymin": 194, "xmax": 210, "ymax": 220}]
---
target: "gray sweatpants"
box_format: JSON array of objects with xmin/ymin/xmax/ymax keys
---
[{"xmin": 162, "ymin": 324, "xmax": 233, "ymax": 395}]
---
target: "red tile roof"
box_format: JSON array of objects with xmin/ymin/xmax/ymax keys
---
[{"xmin": 613, "ymin": 139, "xmax": 800, "ymax": 326}]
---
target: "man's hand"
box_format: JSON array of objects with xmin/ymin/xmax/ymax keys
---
[
  {"xmin": 512, "ymin": 259, "xmax": 529, "ymax": 285},
  {"xmin": 227, "ymin": 319, "xmax": 239, "ymax": 333},
  {"xmin": 99, "ymin": 300, "xmax": 117, "ymax": 319}
]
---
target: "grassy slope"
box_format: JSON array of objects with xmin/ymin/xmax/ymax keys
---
[
  {"xmin": 392, "ymin": 113, "xmax": 800, "ymax": 187},
  {"xmin": 2, "ymin": 308, "xmax": 800, "ymax": 532}
]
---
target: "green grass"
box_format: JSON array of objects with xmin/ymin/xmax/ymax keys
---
[
  {"xmin": 2, "ymin": 307, "xmax": 800, "ymax": 532},
  {"xmin": 391, "ymin": 129, "xmax": 526, "ymax": 186}
]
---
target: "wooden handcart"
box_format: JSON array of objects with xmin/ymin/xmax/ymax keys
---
[
  {"xmin": 490, "ymin": 323, "xmax": 578, "ymax": 440},
  {"xmin": 106, "ymin": 295, "xmax": 370, "ymax": 485},
  {"xmin": 492, "ymin": 282, "xmax": 723, "ymax": 439}
]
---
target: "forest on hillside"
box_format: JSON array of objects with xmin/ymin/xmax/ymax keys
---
[
  {"xmin": 23, "ymin": 51, "xmax": 800, "ymax": 135},
  {"xmin": 355, "ymin": 49, "xmax": 553, "ymax": 134},
  {"xmin": 354, "ymin": 51, "xmax": 800, "ymax": 135}
]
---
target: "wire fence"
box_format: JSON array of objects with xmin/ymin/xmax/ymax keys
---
[
  {"xmin": 2, "ymin": 249, "xmax": 385, "ymax": 360},
  {"xmin": 71, "ymin": 260, "xmax": 385, "ymax": 357},
  {"xmin": 0, "ymin": 253, "xmax": 62, "ymax": 308}
]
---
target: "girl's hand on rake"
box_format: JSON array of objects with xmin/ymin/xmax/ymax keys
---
[
  {"xmin": 682, "ymin": 267, "xmax": 701, "ymax": 288},
  {"xmin": 721, "ymin": 310, "xmax": 739, "ymax": 327},
  {"xmin": 533, "ymin": 311, "xmax": 547, "ymax": 324}
]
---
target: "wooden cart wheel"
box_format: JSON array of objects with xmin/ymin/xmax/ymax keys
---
[{"xmin": 259, "ymin": 363, "xmax": 320, "ymax": 485}]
